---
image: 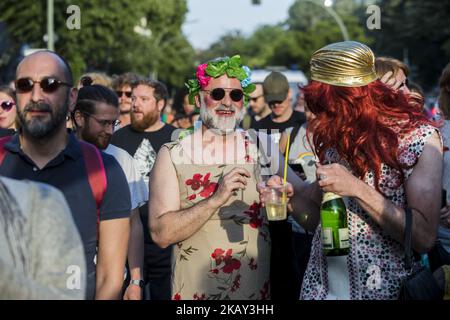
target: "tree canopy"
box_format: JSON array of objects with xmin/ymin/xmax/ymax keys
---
[{"xmin": 0, "ymin": 0, "xmax": 195, "ymax": 88}]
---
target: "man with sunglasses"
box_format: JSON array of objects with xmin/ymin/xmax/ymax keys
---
[
  {"xmin": 112, "ymin": 73, "xmax": 141, "ymax": 128},
  {"xmin": 0, "ymin": 51, "xmax": 132, "ymax": 300},
  {"xmin": 112, "ymin": 78, "xmax": 176, "ymax": 300},
  {"xmin": 148, "ymin": 55, "xmax": 282, "ymax": 300},
  {"xmin": 241, "ymin": 83, "xmax": 271, "ymax": 130}
]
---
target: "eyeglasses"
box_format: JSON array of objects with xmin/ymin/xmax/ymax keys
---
[
  {"xmin": 0, "ymin": 101, "xmax": 15, "ymax": 112},
  {"xmin": 80, "ymin": 76, "xmax": 93, "ymax": 87},
  {"xmin": 15, "ymin": 77, "xmax": 72, "ymax": 94},
  {"xmin": 115, "ymin": 90, "xmax": 132, "ymax": 98},
  {"xmin": 203, "ymin": 88, "xmax": 244, "ymax": 102},
  {"xmin": 83, "ymin": 112, "xmax": 121, "ymax": 128},
  {"xmin": 250, "ymin": 95, "xmax": 263, "ymax": 102}
]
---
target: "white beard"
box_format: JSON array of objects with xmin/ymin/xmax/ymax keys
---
[{"xmin": 199, "ymin": 95, "xmax": 245, "ymax": 135}]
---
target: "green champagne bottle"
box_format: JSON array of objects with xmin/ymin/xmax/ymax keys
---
[{"xmin": 320, "ymin": 192, "xmax": 349, "ymax": 256}]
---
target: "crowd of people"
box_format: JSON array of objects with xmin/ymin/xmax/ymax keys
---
[{"xmin": 0, "ymin": 40, "xmax": 449, "ymax": 300}]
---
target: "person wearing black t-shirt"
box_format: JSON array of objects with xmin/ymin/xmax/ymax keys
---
[
  {"xmin": 254, "ymin": 71, "xmax": 306, "ymax": 301},
  {"xmin": 112, "ymin": 78, "xmax": 176, "ymax": 300},
  {"xmin": 254, "ymin": 72, "xmax": 306, "ymax": 143}
]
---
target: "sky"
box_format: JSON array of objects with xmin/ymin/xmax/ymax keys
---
[{"xmin": 182, "ymin": 0, "xmax": 295, "ymax": 50}]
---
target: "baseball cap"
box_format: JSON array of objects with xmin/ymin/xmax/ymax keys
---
[{"xmin": 263, "ymin": 71, "xmax": 289, "ymax": 104}]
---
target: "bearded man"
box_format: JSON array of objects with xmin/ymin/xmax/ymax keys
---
[
  {"xmin": 148, "ymin": 55, "xmax": 312, "ymax": 300},
  {"xmin": 111, "ymin": 78, "xmax": 176, "ymax": 300}
]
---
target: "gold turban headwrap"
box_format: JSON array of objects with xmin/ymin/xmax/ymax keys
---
[{"xmin": 310, "ymin": 41, "xmax": 378, "ymax": 87}]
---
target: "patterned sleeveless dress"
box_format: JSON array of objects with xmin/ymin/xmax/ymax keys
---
[
  {"xmin": 164, "ymin": 131, "xmax": 271, "ymax": 300},
  {"xmin": 300, "ymin": 124, "xmax": 439, "ymax": 300}
]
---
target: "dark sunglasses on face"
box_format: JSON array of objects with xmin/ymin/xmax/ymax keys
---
[
  {"xmin": 204, "ymin": 88, "xmax": 244, "ymax": 102},
  {"xmin": 116, "ymin": 90, "xmax": 132, "ymax": 98},
  {"xmin": 83, "ymin": 112, "xmax": 121, "ymax": 128},
  {"xmin": 15, "ymin": 77, "xmax": 72, "ymax": 94},
  {"xmin": 0, "ymin": 101, "xmax": 15, "ymax": 111}
]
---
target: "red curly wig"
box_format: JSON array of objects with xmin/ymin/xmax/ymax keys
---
[{"xmin": 303, "ymin": 80, "xmax": 432, "ymax": 193}]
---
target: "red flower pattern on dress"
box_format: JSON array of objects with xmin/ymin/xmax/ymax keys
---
[
  {"xmin": 243, "ymin": 202, "xmax": 263, "ymax": 228},
  {"xmin": 210, "ymin": 248, "xmax": 241, "ymax": 274},
  {"xmin": 231, "ymin": 274, "xmax": 241, "ymax": 292},
  {"xmin": 193, "ymin": 293, "xmax": 206, "ymax": 300},
  {"xmin": 185, "ymin": 172, "xmax": 218, "ymax": 200},
  {"xmin": 186, "ymin": 174, "xmax": 203, "ymax": 191},
  {"xmin": 260, "ymin": 281, "xmax": 270, "ymax": 300},
  {"xmin": 173, "ymin": 293, "xmax": 181, "ymax": 300},
  {"xmin": 248, "ymin": 257, "xmax": 257, "ymax": 270}
]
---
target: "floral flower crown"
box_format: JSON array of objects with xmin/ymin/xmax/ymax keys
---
[{"xmin": 185, "ymin": 55, "xmax": 256, "ymax": 106}]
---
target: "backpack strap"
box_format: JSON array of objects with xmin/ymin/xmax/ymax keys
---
[
  {"xmin": 0, "ymin": 136, "xmax": 13, "ymax": 165},
  {"xmin": 79, "ymin": 141, "xmax": 107, "ymax": 240}
]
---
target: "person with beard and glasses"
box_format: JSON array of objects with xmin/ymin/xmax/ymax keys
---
[
  {"xmin": 111, "ymin": 78, "xmax": 176, "ymax": 300},
  {"xmin": 71, "ymin": 84, "xmax": 148, "ymax": 300},
  {"xmin": 0, "ymin": 51, "xmax": 131, "ymax": 300},
  {"xmin": 112, "ymin": 72, "xmax": 141, "ymax": 128},
  {"xmin": 148, "ymin": 55, "xmax": 318, "ymax": 300}
]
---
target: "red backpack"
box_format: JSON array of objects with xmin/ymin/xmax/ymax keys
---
[{"xmin": 0, "ymin": 135, "xmax": 107, "ymax": 237}]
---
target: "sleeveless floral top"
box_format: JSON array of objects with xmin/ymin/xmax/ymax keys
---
[
  {"xmin": 164, "ymin": 131, "xmax": 271, "ymax": 300},
  {"xmin": 300, "ymin": 124, "xmax": 439, "ymax": 300}
]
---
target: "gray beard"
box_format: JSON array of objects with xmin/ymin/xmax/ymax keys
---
[
  {"xmin": 17, "ymin": 98, "xmax": 69, "ymax": 139},
  {"xmin": 199, "ymin": 95, "xmax": 245, "ymax": 135}
]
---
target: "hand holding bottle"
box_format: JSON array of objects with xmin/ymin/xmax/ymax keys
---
[{"xmin": 316, "ymin": 162, "xmax": 361, "ymax": 198}]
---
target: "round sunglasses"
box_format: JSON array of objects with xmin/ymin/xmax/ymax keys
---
[
  {"xmin": 0, "ymin": 100, "xmax": 15, "ymax": 112},
  {"xmin": 15, "ymin": 77, "xmax": 72, "ymax": 94},
  {"xmin": 115, "ymin": 90, "xmax": 132, "ymax": 98},
  {"xmin": 204, "ymin": 88, "xmax": 244, "ymax": 102}
]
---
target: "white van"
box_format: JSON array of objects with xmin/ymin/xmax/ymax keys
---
[{"xmin": 251, "ymin": 68, "xmax": 308, "ymax": 87}]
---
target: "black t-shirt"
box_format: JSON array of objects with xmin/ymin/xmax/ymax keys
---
[
  {"xmin": 0, "ymin": 133, "xmax": 131, "ymax": 299},
  {"xmin": 111, "ymin": 124, "xmax": 176, "ymax": 276}
]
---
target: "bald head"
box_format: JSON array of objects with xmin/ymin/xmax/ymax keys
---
[{"xmin": 16, "ymin": 50, "xmax": 73, "ymax": 84}]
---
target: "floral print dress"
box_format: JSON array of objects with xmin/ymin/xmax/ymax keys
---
[
  {"xmin": 300, "ymin": 124, "xmax": 439, "ymax": 300},
  {"xmin": 165, "ymin": 132, "xmax": 271, "ymax": 300}
]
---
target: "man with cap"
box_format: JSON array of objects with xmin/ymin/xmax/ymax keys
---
[
  {"xmin": 259, "ymin": 41, "xmax": 443, "ymax": 300},
  {"xmin": 254, "ymin": 71, "xmax": 306, "ymax": 144}
]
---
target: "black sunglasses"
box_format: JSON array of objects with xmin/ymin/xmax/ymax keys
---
[
  {"xmin": 116, "ymin": 90, "xmax": 132, "ymax": 98},
  {"xmin": 15, "ymin": 77, "xmax": 72, "ymax": 94},
  {"xmin": 0, "ymin": 101, "xmax": 15, "ymax": 111},
  {"xmin": 204, "ymin": 88, "xmax": 244, "ymax": 102}
]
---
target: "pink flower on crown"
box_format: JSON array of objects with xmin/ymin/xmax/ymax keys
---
[{"xmin": 196, "ymin": 63, "xmax": 211, "ymax": 88}]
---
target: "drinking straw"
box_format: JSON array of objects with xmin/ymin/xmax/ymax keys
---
[{"xmin": 283, "ymin": 131, "xmax": 291, "ymax": 202}]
